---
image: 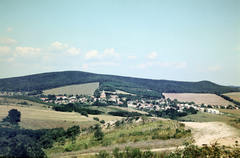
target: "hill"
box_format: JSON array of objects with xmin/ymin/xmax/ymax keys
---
[{"xmin": 0, "ymin": 71, "xmax": 239, "ymax": 96}]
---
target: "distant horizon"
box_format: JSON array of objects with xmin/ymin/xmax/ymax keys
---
[{"xmin": 1, "ymin": 1, "xmax": 239, "ymax": 87}]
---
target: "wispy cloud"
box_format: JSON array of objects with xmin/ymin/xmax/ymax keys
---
[
  {"xmin": 0, "ymin": 36, "xmax": 18, "ymax": 45},
  {"xmin": 146, "ymin": 52, "xmax": 157, "ymax": 59},
  {"xmin": 50, "ymin": 41, "xmax": 69, "ymax": 51},
  {"xmin": 15, "ymin": 47, "xmax": 41, "ymax": 56},
  {"xmin": 85, "ymin": 50, "xmax": 99, "ymax": 60},
  {"xmin": 66, "ymin": 47, "xmax": 81, "ymax": 55},
  {"xmin": 127, "ymin": 56, "xmax": 138, "ymax": 59},
  {"xmin": 84, "ymin": 48, "xmax": 120, "ymax": 60},
  {"xmin": 6, "ymin": 28, "xmax": 13, "ymax": 32},
  {"xmin": 208, "ymin": 66, "xmax": 221, "ymax": 71},
  {"xmin": 130, "ymin": 61, "xmax": 186, "ymax": 70}
]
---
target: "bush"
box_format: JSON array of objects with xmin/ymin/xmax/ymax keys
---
[
  {"xmin": 100, "ymin": 120, "xmax": 105, "ymax": 124},
  {"xmin": 94, "ymin": 129, "xmax": 104, "ymax": 141},
  {"xmin": 93, "ymin": 117, "xmax": 99, "ymax": 121}
]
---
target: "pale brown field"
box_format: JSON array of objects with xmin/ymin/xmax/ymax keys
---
[
  {"xmin": 0, "ymin": 98, "xmax": 123, "ymax": 129},
  {"xmin": 108, "ymin": 106, "xmax": 148, "ymax": 114},
  {"xmin": 163, "ymin": 93, "xmax": 233, "ymax": 106},
  {"xmin": 43, "ymin": 82, "xmax": 99, "ymax": 95},
  {"xmin": 223, "ymin": 92, "xmax": 240, "ymax": 102}
]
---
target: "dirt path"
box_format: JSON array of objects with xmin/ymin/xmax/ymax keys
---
[{"xmin": 183, "ymin": 122, "xmax": 240, "ymax": 146}]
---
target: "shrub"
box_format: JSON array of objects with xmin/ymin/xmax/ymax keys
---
[
  {"xmin": 100, "ymin": 120, "xmax": 105, "ymax": 124},
  {"xmin": 94, "ymin": 129, "xmax": 104, "ymax": 141},
  {"xmin": 93, "ymin": 117, "xmax": 99, "ymax": 121}
]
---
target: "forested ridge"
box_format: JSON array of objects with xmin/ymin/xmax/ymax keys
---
[{"xmin": 0, "ymin": 71, "xmax": 239, "ymax": 94}]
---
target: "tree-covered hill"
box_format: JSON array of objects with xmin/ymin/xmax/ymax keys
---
[{"xmin": 0, "ymin": 71, "xmax": 239, "ymax": 95}]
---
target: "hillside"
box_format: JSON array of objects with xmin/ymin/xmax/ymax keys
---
[{"xmin": 0, "ymin": 71, "xmax": 239, "ymax": 96}]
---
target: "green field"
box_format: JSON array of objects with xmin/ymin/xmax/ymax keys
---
[
  {"xmin": 43, "ymin": 82, "xmax": 99, "ymax": 96},
  {"xmin": 178, "ymin": 112, "xmax": 234, "ymax": 123}
]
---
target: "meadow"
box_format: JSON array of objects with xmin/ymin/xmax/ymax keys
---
[
  {"xmin": 178, "ymin": 112, "xmax": 234, "ymax": 123},
  {"xmin": 163, "ymin": 93, "xmax": 232, "ymax": 106},
  {"xmin": 0, "ymin": 98, "xmax": 123, "ymax": 130},
  {"xmin": 43, "ymin": 82, "xmax": 99, "ymax": 96}
]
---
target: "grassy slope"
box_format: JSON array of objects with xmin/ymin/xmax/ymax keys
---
[
  {"xmin": 0, "ymin": 98, "xmax": 123, "ymax": 130},
  {"xmin": 46, "ymin": 119, "xmax": 190, "ymax": 157}
]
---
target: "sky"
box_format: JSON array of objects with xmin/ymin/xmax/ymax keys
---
[{"xmin": 0, "ymin": 0, "xmax": 239, "ymax": 86}]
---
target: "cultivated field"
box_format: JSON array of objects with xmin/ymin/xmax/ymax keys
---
[
  {"xmin": 43, "ymin": 82, "xmax": 99, "ymax": 96},
  {"xmin": 163, "ymin": 93, "xmax": 232, "ymax": 106},
  {"xmin": 0, "ymin": 98, "xmax": 123, "ymax": 130},
  {"xmin": 223, "ymin": 92, "xmax": 240, "ymax": 102}
]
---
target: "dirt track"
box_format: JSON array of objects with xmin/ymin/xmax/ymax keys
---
[{"xmin": 184, "ymin": 122, "xmax": 240, "ymax": 146}]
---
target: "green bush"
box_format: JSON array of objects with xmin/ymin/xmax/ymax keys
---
[{"xmin": 100, "ymin": 120, "xmax": 105, "ymax": 124}]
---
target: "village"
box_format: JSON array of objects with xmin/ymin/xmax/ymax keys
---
[{"xmin": 39, "ymin": 90, "xmax": 239, "ymax": 116}]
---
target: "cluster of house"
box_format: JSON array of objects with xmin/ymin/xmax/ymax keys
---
[
  {"xmin": 40, "ymin": 90, "xmax": 125, "ymax": 105},
  {"xmin": 131, "ymin": 100, "xmax": 224, "ymax": 115},
  {"xmin": 100, "ymin": 90, "xmax": 124, "ymax": 105},
  {"xmin": 40, "ymin": 95, "xmax": 95, "ymax": 104}
]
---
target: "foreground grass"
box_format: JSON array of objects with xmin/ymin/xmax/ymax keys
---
[{"xmin": 46, "ymin": 119, "xmax": 191, "ymax": 157}]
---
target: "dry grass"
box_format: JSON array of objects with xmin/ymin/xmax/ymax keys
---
[
  {"xmin": 0, "ymin": 98, "xmax": 125, "ymax": 130},
  {"xmin": 179, "ymin": 113, "xmax": 234, "ymax": 123},
  {"xmin": 163, "ymin": 93, "xmax": 232, "ymax": 106},
  {"xmin": 0, "ymin": 105, "xmax": 97, "ymax": 129},
  {"xmin": 223, "ymin": 92, "xmax": 240, "ymax": 102},
  {"xmin": 43, "ymin": 82, "xmax": 99, "ymax": 96},
  {"xmin": 108, "ymin": 106, "xmax": 148, "ymax": 114}
]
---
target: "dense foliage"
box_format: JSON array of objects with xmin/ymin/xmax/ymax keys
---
[
  {"xmin": 0, "ymin": 108, "xmax": 82, "ymax": 157},
  {"xmin": 0, "ymin": 71, "xmax": 238, "ymax": 96}
]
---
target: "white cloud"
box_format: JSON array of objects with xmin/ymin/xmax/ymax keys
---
[
  {"xmin": 0, "ymin": 46, "xmax": 12, "ymax": 54},
  {"xmin": 6, "ymin": 28, "xmax": 13, "ymax": 32},
  {"xmin": 103, "ymin": 48, "xmax": 120, "ymax": 58},
  {"xmin": 0, "ymin": 36, "xmax": 18, "ymax": 45},
  {"xmin": 130, "ymin": 61, "xmax": 186, "ymax": 70},
  {"xmin": 85, "ymin": 50, "xmax": 99, "ymax": 60},
  {"xmin": 174, "ymin": 62, "xmax": 186, "ymax": 69},
  {"xmin": 15, "ymin": 47, "xmax": 41, "ymax": 56},
  {"xmin": 146, "ymin": 52, "xmax": 157, "ymax": 59},
  {"xmin": 66, "ymin": 47, "xmax": 81, "ymax": 55},
  {"xmin": 84, "ymin": 48, "xmax": 120, "ymax": 60},
  {"xmin": 127, "ymin": 56, "xmax": 138, "ymax": 59},
  {"xmin": 208, "ymin": 66, "xmax": 221, "ymax": 71},
  {"xmin": 50, "ymin": 41, "xmax": 69, "ymax": 51}
]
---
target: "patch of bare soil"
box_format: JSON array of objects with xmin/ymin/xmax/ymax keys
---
[{"xmin": 183, "ymin": 122, "xmax": 240, "ymax": 146}]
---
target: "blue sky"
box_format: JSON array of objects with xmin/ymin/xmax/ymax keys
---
[{"xmin": 0, "ymin": 0, "xmax": 239, "ymax": 86}]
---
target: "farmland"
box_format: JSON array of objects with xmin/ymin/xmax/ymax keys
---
[
  {"xmin": 163, "ymin": 93, "xmax": 232, "ymax": 106},
  {"xmin": 0, "ymin": 98, "xmax": 123, "ymax": 130},
  {"xmin": 43, "ymin": 82, "xmax": 99, "ymax": 96},
  {"xmin": 223, "ymin": 92, "xmax": 240, "ymax": 102}
]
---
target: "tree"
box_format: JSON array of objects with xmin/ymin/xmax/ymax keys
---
[
  {"xmin": 141, "ymin": 115, "xmax": 146, "ymax": 125},
  {"xmin": 94, "ymin": 128, "xmax": 104, "ymax": 141},
  {"xmin": 2, "ymin": 109, "xmax": 21, "ymax": 125}
]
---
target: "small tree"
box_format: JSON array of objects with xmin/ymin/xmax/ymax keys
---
[
  {"xmin": 141, "ymin": 115, "xmax": 146, "ymax": 125},
  {"xmin": 94, "ymin": 128, "xmax": 104, "ymax": 140},
  {"xmin": 3, "ymin": 109, "xmax": 21, "ymax": 125},
  {"xmin": 100, "ymin": 120, "xmax": 105, "ymax": 124}
]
